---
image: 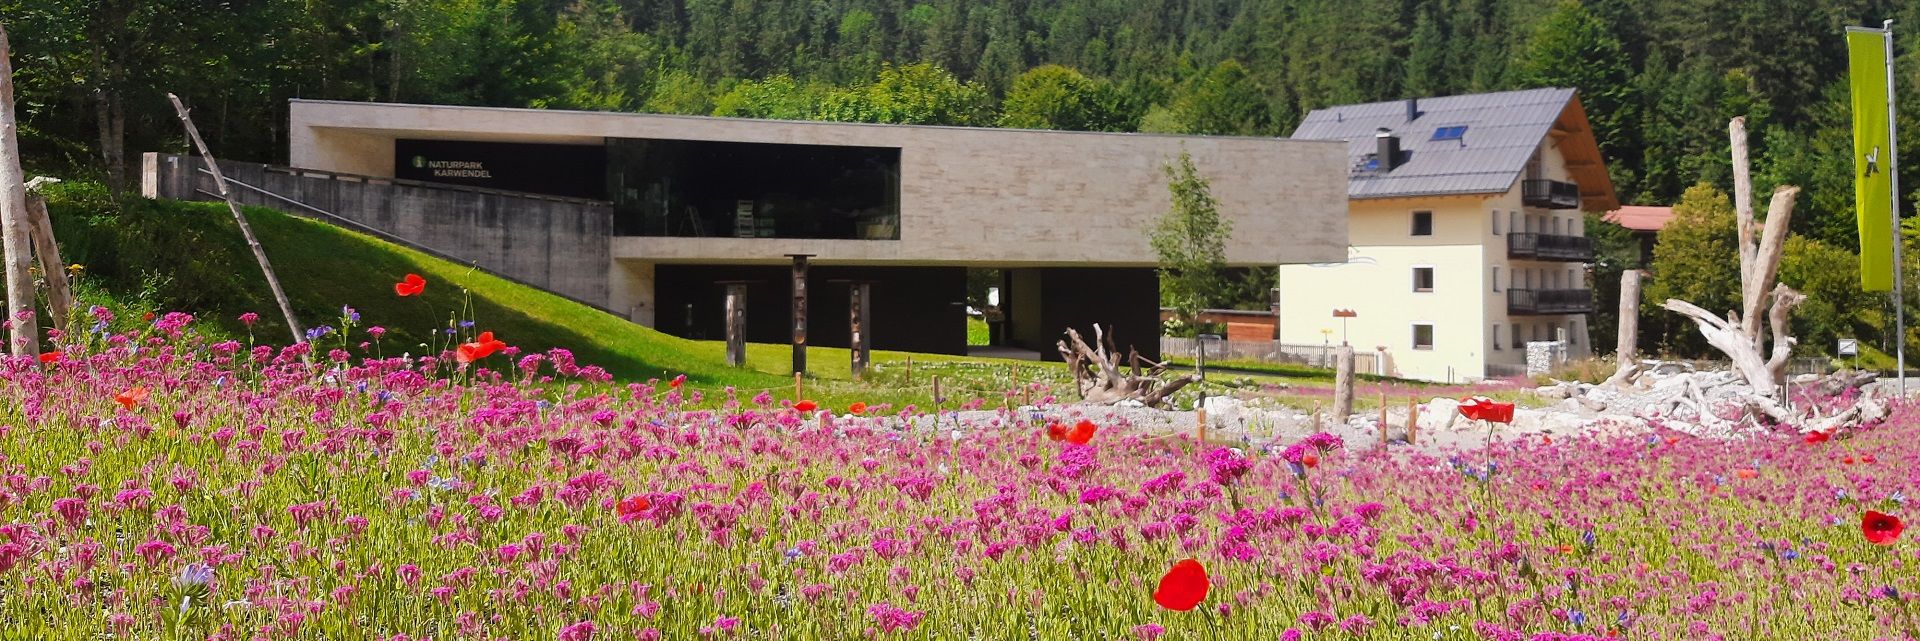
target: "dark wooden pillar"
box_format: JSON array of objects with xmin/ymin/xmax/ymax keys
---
[
  {"xmin": 849, "ymin": 282, "xmax": 872, "ymax": 380},
  {"xmin": 787, "ymin": 254, "xmax": 813, "ymax": 375},
  {"xmin": 721, "ymin": 282, "xmax": 750, "ymax": 367}
]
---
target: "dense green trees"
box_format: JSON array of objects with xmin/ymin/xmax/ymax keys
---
[{"xmin": 6, "ymin": 0, "xmax": 1919, "ymax": 356}]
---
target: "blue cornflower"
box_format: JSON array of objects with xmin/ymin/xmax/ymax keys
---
[
  {"xmin": 1783, "ymin": 549, "xmax": 1800, "ymax": 561},
  {"xmin": 305, "ymin": 325, "xmax": 334, "ymax": 341},
  {"xmin": 1287, "ymin": 461, "xmax": 1307, "ymax": 478},
  {"xmin": 459, "ymin": 320, "xmax": 476, "ymax": 328},
  {"xmin": 1581, "ymin": 530, "xmax": 1596, "ymax": 547},
  {"xmin": 1615, "ymin": 611, "xmax": 1632, "ymax": 629},
  {"xmin": 783, "ymin": 548, "xmax": 803, "ymax": 561},
  {"xmin": 174, "ymin": 563, "xmax": 214, "ymax": 588},
  {"xmin": 341, "ymin": 305, "xmax": 360, "ymax": 322},
  {"xmin": 1836, "ymin": 489, "xmax": 1850, "ymax": 501},
  {"xmin": 444, "ymin": 327, "xmax": 457, "ymax": 335},
  {"xmin": 1569, "ymin": 610, "xmax": 1587, "ymax": 627},
  {"xmin": 1892, "ymin": 491, "xmax": 1907, "ymax": 506},
  {"xmin": 424, "ymin": 454, "xmax": 440, "ymax": 467}
]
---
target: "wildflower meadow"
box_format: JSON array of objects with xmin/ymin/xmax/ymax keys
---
[{"xmin": 0, "ymin": 287, "xmax": 1916, "ymax": 640}]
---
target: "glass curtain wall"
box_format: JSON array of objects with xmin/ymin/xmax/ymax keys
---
[{"xmin": 608, "ymin": 138, "xmax": 901, "ymax": 239}]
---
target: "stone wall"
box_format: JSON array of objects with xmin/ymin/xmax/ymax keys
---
[{"xmin": 141, "ymin": 153, "xmax": 613, "ymax": 308}]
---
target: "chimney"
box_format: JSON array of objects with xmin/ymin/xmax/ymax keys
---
[
  {"xmin": 1406, "ymin": 97, "xmax": 1420, "ymax": 122},
  {"xmin": 1375, "ymin": 128, "xmax": 1401, "ymax": 172}
]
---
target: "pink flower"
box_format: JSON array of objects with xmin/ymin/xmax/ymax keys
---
[{"xmin": 135, "ymin": 539, "xmax": 176, "ymax": 565}]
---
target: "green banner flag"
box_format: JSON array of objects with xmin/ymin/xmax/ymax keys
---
[{"xmin": 1849, "ymin": 28, "xmax": 1895, "ymax": 291}]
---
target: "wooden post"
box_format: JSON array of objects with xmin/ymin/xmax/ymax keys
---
[
  {"xmin": 1407, "ymin": 397, "xmax": 1419, "ymax": 441},
  {"xmin": 848, "ymin": 282, "xmax": 871, "ymax": 380},
  {"xmin": 0, "ymin": 26, "xmax": 39, "ymax": 356},
  {"xmin": 793, "ymin": 372, "xmax": 803, "ymax": 402},
  {"xmin": 1196, "ymin": 406, "xmax": 1208, "ymax": 442},
  {"xmin": 932, "ymin": 375, "xmax": 943, "ymax": 405},
  {"xmin": 167, "ymin": 94, "xmax": 304, "ymax": 345},
  {"xmin": 1332, "ymin": 345, "xmax": 1356, "ymax": 422},
  {"xmin": 23, "ymin": 190, "xmax": 73, "ymax": 331},
  {"xmin": 787, "ymin": 254, "xmax": 812, "ymax": 375},
  {"xmin": 905, "ymin": 356, "xmax": 914, "ymax": 385},
  {"xmin": 1378, "ymin": 391, "xmax": 1388, "ymax": 439},
  {"xmin": 723, "ymin": 282, "xmax": 748, "ymax": 368},
  {"xmin": 1617, "ymin": 269, "xmax": 1643, "ymax": 368}
]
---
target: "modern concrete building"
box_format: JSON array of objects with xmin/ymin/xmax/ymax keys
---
[
  {"xmin": 235, "ymin": 100, "xmax": 1350, "ymax": 359},
  {"xmin": 1277, "ymin": 88, "xmax": 1620, "ymax": 381}
]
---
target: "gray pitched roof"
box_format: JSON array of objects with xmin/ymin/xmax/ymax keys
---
[{"xmin": 1290, "ymin": 88, "xmax": 1577, "ymax": 200}]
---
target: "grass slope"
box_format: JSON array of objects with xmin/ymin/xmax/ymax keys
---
[{"xmin": 43, "ymin": 183, "xmax": 791, "ymax": 387}]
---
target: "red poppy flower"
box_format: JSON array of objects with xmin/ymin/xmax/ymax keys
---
[
  {"xmin": 1664, "ymin": 437, "xmax": 1679, "ymax": 445},
  {"xmin": 394, "ymin": 273, "xmax": 427, "ymax": 297},
  {"xmin": 668, "ymin": 374, "xmax": 685, "ymax": 389},
  {"xmin": 114, "ymin": 386, "xmax": 149, "ymax": 410},
  {"xmin": 848, "ymin": 402, "xmax": 868, "ymax": 415},
  {"xmin": 455, "ymin": 331, "xmax": 506, "ymax": 364},
  {"xmin": 617, "ymin": 495, "xmax": 651, "ymax": 522},
  {"xmin": 1045, "ymin": 422, "xmax": 1068, "ymax": 441},
  {"xmin": 1863, "ymin": 454, "xmax": 1877, "ymax": 464},
  {"xmin": 1735, "ymin": 468, "xmax": 1758, "ymax": 479},
  {"xmin": 1152, "ymin": 558, "xmax": 1210, "ymax": 611},
  {"xmin": 1803, "ymin": 431, "xmax": 1830, "ymax": 444},
  {"xmin": 1301, "ymin": 453, "xmax": 1319, "ymax": 468},
  {"xmin": 1458, "ymin": 396, "xmax": 1515, "ymax": 423},
  {"xmin": 794, "ymin": 400, "xmax": 818, "ymax": 413},
  {"xmin": 37, "ymin": 351, "xmax": 60, "ymax": 364},
  {"xmin": 1864, "ymin": 511, "xmax": 1904, "ymax": 545},
  {"xmin": 1066, "ymin": 419, "xmax": 1096, "ymax": 445},
  {"xmin": 1842, "ymin": 456, "xmax": 1856, "ymax": 465}
]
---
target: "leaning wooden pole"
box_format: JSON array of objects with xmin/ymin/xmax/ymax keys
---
[
  {"xmin": 23, "ymin": 186, "xmax": 73, "ymax": 330},
  {"xmin": 166, "ymin": 93, "xmax": 304, "ymax": 344},
  {"xmin": 0, "ymin": 25, "xmax": 39, "ymax": 356}
]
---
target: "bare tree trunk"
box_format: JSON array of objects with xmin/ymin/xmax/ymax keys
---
[
  {"xmin": 1730, "ymin": 117, "xmax": 1755, "ymax": 312},
  {"xmin": 1331, "ymin": 345, "xmax": 1355, "ymax": 422},
  {"xmin": 1605, "ymin": 269, "xmax": 1644, "ymax": 387},
  {"xmin": 89, "ymin": 46, "xmax": 126, "ymax": 193},
  {"xmin": 0, "ymin": 25, "xmax": 39, "ymax": 356},
  {"xmin": 166, "ymin": 94, "xmax": 306, "ymax": 345}
]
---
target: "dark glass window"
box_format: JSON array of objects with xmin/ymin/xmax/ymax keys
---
[
  {"xmin": 1411, "ymin": 211, "xmax": 1433, "ymax": 236},
  {"xmin": 1413, "ymin": 324, "xmax": 1434, "ymax": 350},
  {"xmin": 1413, "ymin": 267, "xmax": 1435, "ymax": 292},
  {"xmin": 608, "ymin": 138, "xmax": 901, "ymax": 239}
]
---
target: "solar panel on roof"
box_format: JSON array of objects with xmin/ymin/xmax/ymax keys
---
[{"xmin": 1431, "ymin": 125, "xmax": 1468, "ymax": 141}]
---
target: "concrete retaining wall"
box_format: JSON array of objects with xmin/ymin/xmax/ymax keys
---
[{"xmin": 141, "ymin": 153, "xmax": 613, "ymax": 307}]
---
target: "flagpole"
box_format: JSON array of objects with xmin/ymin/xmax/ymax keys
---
[{"xmin": 1886, "ymin": 20, "xmax": 1906, "ymax": 396}]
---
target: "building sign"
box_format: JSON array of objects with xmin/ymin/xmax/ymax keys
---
[{"xmin": 394, "ymin": 139, "xmax": 606, "ymax": 200}]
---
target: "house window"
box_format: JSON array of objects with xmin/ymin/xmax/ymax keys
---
[
  {"xmin": 1571, "ymin": 320, "xmax": 1582, "ymax": 346},
  {"xmin": 1413, "ymin": 324, "xmax": 1435, "ymax": 350},
  {"xmin": 1569, "ymin": 268, "xmax": 1579, "ymax": 288},
  {"xmin": 1413, "ymin": 267, "xmax": 1435, "ymax": 292},
  {"xmin": 1492, "ymin": 211, "xmax": 1502, "ymax": 235},
  {"xmin": 1522, "ymin": 269, "xmax": 1533, "ymax": 289},
  {"xmin": 1492, "ymin": 324, "xmax": 1502, "ymax": 350},
  {"xmin": 1491, "ymin": 266, "xmax": 1501, "ymax": 292},
  {"xmin": 1551, "ymin": 270, "xmax": 1562, "ymax": 289},
  {"xmin": 1509, "ymin": 211, "xmax": 1521, "ymax": 236},
  {"xmin": 1411, "ymin": 211, "xmax": 1433, "ymax": 236},
  {"xmin": 1511, "ymin": 323, "xmax": 1523, "ymax": 349}
]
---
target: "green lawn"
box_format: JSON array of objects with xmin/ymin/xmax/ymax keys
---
[{"xmin": 41, "ymin": 184, "xmax": 1046, "ymax": 407}]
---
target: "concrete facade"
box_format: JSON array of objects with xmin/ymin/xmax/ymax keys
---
[
  {"xmin": 279, "ymin": 100, "xmax": 1351, "ymax": 359},
  {"xmin": 141, "ymin": 152, "xmax": 613, "ymax": 307}
]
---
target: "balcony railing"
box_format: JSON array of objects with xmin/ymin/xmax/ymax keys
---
[
  {"xmin": 1508, "ymin": 288, "xmax": 1593, "ymax": 315},
  {"xmin": 1507, "ymin": 232, "xmax": 1595, "ymax": 261},
  {"xmin": 1522, "ymin": 179, "xmax": 1582, "ymax": 209}
]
